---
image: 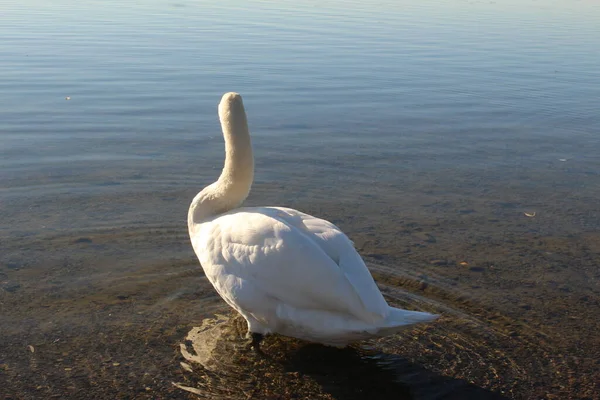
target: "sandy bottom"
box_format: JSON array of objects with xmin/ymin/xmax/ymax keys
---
[{"xmin": 1, "ymin": 171, "xmax": 599, "ymax": 399}]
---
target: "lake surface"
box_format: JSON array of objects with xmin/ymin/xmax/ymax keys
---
[{"xmin": 1, "ymin": 0, "xmax": 599, "ymax": 398}]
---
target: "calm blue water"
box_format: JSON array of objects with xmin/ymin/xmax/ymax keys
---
[
  {"xmin": 1, "ymin": 0, "xmax": 600, "ymax": 398},
  {"xmin": 2, "ymin": 0, "xmax": 600, "ymax": 193}
]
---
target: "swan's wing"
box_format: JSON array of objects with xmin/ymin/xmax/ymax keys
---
[
  {"xmin": 273, "ymin": 207, "xmax": 389, "ymax": 318},
  {"xmin": 192, "ymin": 207, "xmax": 388, "ymax": 323}
]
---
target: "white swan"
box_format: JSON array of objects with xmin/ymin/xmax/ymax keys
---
[{"xmin": 188, "ymin": 92, "xmax": 438, "ymax": 349}]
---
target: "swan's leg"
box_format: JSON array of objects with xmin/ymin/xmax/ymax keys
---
[
  {"xmin": 229, "ymin": 280, "xmax": 273, "ymax": 352},
  {"xmin": 242, "ymin": 314, "xmax": 268, "ymax": 353},
  {"xmin": 249, "ymin": 332, "xmax": 264, "ymax": 352}
]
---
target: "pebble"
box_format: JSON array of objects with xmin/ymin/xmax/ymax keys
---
[
  {"xmin": 1, "ymin": 282, "xmax": 21, "ymax": 293},
  {"xmin": 413, "ymin": 232, "xmax": 437, "ymax": 243},
  {"xmin": 430, "ymin": 259, "xmax": 447, "ymax": 266}
]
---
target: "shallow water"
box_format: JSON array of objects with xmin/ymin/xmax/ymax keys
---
[{"xmin": 1, "ymin": 0, "xmax": 600, "ymax": 398}]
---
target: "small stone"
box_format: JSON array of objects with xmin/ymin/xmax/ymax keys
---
[
  {"xmin": 2, "ymin": 282, "xmax": 21, "ymax": 293},
  {"xmin": 6, "ymin": 261, "xmax": 21, "ymax": 269},
  {"xmin": 430, "ymin": 259, "xmax": 447, "ymax": 266},
  {"xmin": 413, "ymin": 232, "xmax": 436, "ymax": 243}
]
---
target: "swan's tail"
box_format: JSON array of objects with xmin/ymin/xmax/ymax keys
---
[
  {"xmin": 273, "ymin": 304, "xmax": 438, "ymax": 346},
  {"xmin": 375, "ymin": 306, "xmax": 439, "ymax": 336}
]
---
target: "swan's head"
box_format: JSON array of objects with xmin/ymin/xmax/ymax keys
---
[{"xmin": 218, "ymin": 92, "xmax": 246, "ymax": 126}]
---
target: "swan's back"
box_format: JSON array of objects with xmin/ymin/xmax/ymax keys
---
[{"xmin": 191, "ymin": 207, "xmax": 388, "ymax": 323}]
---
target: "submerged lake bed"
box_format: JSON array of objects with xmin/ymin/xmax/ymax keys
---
[{"xmin": 1, "ymin": 0, "xmax": 600, "ymax": 398}]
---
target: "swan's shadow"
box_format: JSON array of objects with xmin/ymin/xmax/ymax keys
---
[
  {"xmin": 280, "ymin": 344, "xmax": 508, "ymax": 400},
  {"xmin": 176, "ymin": 314, "xmax": 508, "ymax": 400}
]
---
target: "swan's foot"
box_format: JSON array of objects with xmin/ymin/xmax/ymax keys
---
[{"xmin": 247, "ymin": 332, "xmax": 264, "ymax": 354}]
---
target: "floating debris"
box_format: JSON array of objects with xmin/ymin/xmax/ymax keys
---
[
  {"xmin": 65, "ymin": 96, "xmax": 71, "ymax": 100},
  {"xmin": 459, "ymin": 261, "xmax": 469, "ymax": 266},
  {"xmin": 558, "ymin": 158, "xmax": 567, "ymax": 162},
  {"xmin": 524, "ymin": 212, "xmax": 536, "ymax": 218},
  {"xmin": 28, "ymin": 345, "xmax": 35, "ymax": 353}
]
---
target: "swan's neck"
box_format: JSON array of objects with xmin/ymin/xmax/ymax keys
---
[{"xmin": 188, "ymin": 93, "xmax": 254, "ymax": 226}]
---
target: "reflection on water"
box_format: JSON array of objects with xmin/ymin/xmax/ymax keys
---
[{"xmin": 1, "ymin": 0, "xmax": 600, "ymax": 398}]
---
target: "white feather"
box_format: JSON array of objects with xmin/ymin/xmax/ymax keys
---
[{"xmin": 188, "ymin": 93, "xmax": 438, "ymax": 346}]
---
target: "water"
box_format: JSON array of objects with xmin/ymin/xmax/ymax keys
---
[{"xmin": 1, "ymin": 0, "xmax": 600, "ymax": 398}]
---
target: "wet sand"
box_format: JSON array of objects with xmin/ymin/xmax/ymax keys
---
[{"xmin": 1, "ymin": 161, "xmax": 599, "ymax": 399}]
